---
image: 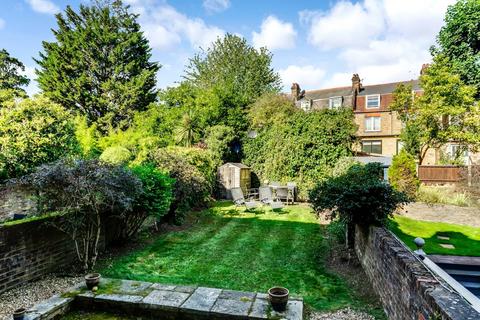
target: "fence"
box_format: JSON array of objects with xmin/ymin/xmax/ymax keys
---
[{"xmin": 418, "ymin": 165, "xmax": 463, "ymax": 184}]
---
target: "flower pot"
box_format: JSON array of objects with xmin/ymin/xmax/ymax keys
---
[
  {"xmin": 13, "ymin": 308, "xmax": 26, "ymax": 320},
  {"xmin": 85, "ymin": 273, "xmax": 101, "ymax": 290},
  {"xmin": 268, "ymin": 287, "xmax": 289, "ymax": 312}
]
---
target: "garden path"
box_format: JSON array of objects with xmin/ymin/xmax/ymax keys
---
[{"xmin": 399, "ymin": 202, "xmax": 480, "ymax": 227}]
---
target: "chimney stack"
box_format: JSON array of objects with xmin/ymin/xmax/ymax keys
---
[
  {"xmin": 352, "ymin": 74, "xmax": 361, "ymax": 93},
  {"xmin": 291, "ymin": 83, "xmax": 300, "ymax": 101},
  {"xmin": 420, "ymin": 64, "xmax": 430, "ymax": 75}
]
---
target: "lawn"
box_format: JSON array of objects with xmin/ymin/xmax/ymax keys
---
[
  {"xmin": 100, "ymin": 201, "xmax": 381, "ymax": 314},
  {"xmin": 390, "ymin": 215, "xmax": 480, "ymax": 256}
]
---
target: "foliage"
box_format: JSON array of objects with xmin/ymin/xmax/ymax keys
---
[
  {"xmin": 326, "ymin": 219, "xmax": 346, "ymax": 244},
  {"xmin": 0, "ymin": 96, "xmax": 78, "ymax": 179},
  {"xmin": 184, "ymin": 34, "xmax": 281, "ymax": 133},
  {"xmin": 0, "ymin": 49, "xmax": 30, "ymax": 96},
  {"xmin": 101, "ymin": 202, "xmax": 384, "ymax": 315},
  {"xmin": 391, "ymin": 215, "xmax": 480, "ymax": 257},
  {"xmin": 244, "ymin": 108, "xmax": 357, "ymax": 198},
  {"xmin": 175, "ymin": 109, "xmax": 202, "ymax": 147},
  {"xmin": 146, "ymin": 148, "xmax": 213, "ymax": 223},
  {"xmin": 100, "ymin": 146, "xmax": 132, "ymax": 165},
  {"xmin": 204, "ymin": 125, "xmax": 236, "ymax": 164},
  {"xmin": 16, "ymin": 159, "xmax": 142, "ymax": 270},
  {"xmin": 310, "ymin": 163, "xmax": 408, "ymax": 247},
  {"xmin": 35, "ymin": 0, "xmax": 159, "ymax": 130},
  {"xmin": 416, "ymin": 185, "xmax": 477, "ymax": 207},
  {"xmin": 391, "ymin": 56, "xmax": 480, "ymax": 164},
  {"xmin": 74, "ymin": 116, "xmax": 101, "ymax": 158},
  {"xmin": 247, "ymin": 93, "xmax": 296, "ymax": 129},
  {"xmin": 388, "ymin": 150, "xmax": 419, "ymax": 199},
  {"xmin": 435, "ymin": 0, "xmax": 480, "ymax": 96}
]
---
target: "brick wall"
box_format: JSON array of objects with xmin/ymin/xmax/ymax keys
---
[
  {"xmin": 0, "ymin": 217, "xmax": 104, "ymax": 294},
  {"xmin": 355, "ymin": 225, "xmax": 479, "ymax": 320}
]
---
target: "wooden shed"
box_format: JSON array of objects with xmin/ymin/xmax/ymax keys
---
[{"xmin": 217, "ymin": 163, "xmax": 251, "ymax": 199}]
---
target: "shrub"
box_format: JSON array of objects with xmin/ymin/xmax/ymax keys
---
[
  {"xmin": 310, "ymin": 163, "xmax": 408, "ymax": 247},
  {"xmin": 0, "ymin": 96, "xmax": 78, "ymax": 179},
  {"xmin": 100, "ymin": 146, "xmax": 133, "ymax": 165},
  {"xmin": 416, "ymin": 185, "xmax": 476, "ymax": 207},
  {"xmin": 326, "ymin": 219, "xmax": 346, "ymax": 244},
  {"xmin": 147, "ymin": 148, "xmax": 212, "ymax": 223},
  {"xmin": 204, "ymin": 125, "xmax": 236, "ymax": 164},
  {"xmin": 388, "ymin": 150, "xmax": 419, "ymax": 199},
  {"xmin": 244, "ymin": 108, "xmax": 357, "ymax": 199},
  {"xmin": 16, "ymin": 159, "xmax": 142, "ymax": 270}
]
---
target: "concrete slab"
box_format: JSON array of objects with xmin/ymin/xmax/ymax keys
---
[
  {"xmin": 437, "ymin": 235, "xmax": 450, "ymax": 240},
  {"xmin": 143, "ymin": 289, "xmax": 191, "ymax": 310},
  {"xmin": 440, "ymin": 243, "xmax": 455, "ymax": 249},
  {"xmin": 174, "ymin": 285, "xmax": 197, "ymax": 294},
  {"xmin": 249, "ymin": 295, "xmax": 303, "ymax": 320},
  {"xmin": 119, "ymin": 279, "xmax": 153, "ymax": 295},
  {"xmin": 95, "ymin": 293, "xmax": 144, "ymax": 303},
  {"xmin": 211, "ymin": 297, "xmax": 253, "ymax": 318},
  {"xmin": 151, "ymin": 283, "xmax": 176, "ymax": 291},
  {"xmin": 181, "ymin": 287, "xmax": 222, "ymax": 312},
  {"xmin": 219, "ymin": 289, "xmax": 256, "ymax": 301}
]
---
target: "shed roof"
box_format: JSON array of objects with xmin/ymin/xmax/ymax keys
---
[
  {"xmin": 221, "ymin": 162, "xmax": 250, "ymax": 169},
  {"xmin": 352, "ymin": 156, "xmax": 392, "ymax": 167}
]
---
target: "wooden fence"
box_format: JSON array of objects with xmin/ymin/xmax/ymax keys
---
[{"xmin": 418, "ymin": 165, "xmax": 463, "ymax": 184}]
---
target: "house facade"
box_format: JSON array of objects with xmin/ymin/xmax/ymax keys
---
[{"xmin": 291, "ymin": 74, "xmax": 479, "ymax": 165}]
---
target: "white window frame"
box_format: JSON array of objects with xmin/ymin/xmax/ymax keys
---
[
  {"xmin": 365, "ymin": 94, "xmax": 380, "ymax": 109},
  {"xmin": 329, "ymin": 96, "xmax": 342, "ymax": 109},
  {"xmin": 361, "ymin": 140, "xmax": 382, "ymax": 154},
  {"xmin": 365, "ymin": 116, "xmax": 381, "ymax": 132},
  {"xmin": 300, "ymin": 100, "xmax": 312, "ymax": 111}
]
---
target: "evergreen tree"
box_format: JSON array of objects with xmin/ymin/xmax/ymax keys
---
[
  {"xmin": 36, "ymin": 0, "xmax": 160, "ymax": 130},
  {"xmin": 0, "ymin": 49, "xmax": 30, "ymax": 97}
]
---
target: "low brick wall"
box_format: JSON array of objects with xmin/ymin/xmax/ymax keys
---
[
  {"xmin": 355, "ymin": 225, "xmax": 478, "ymax": 320},
  {"xmin": 0, "ymin": 218, "xmax": 104, "ymax": 294}
]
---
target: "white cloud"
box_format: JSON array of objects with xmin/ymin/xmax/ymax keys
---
[
  {"xmin": 128, "ymin": 1, "xmax": 225, "ymax": 51},
  {"xmin": 252, "ymin": 15, "xmax": 297, "ymax": 50},
  {"xmin": 0, "ymin": 18, "xmax": 5, "ymax": 30},
  {"xmin": 26, "ymin": 0, "xmax": 60, "ymax": 15},
  {"xmin": 279, "ymin": 65, "xmax": 326, "ymax": 90},
  {"xmin": 300, "ymin": 0, "xmax": 455, "ymax": 87},
  {"xmin": 203, "ymin": 0, "xmax": 230, "ymax": 14}
]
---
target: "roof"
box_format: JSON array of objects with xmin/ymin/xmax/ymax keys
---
[
  {"xmin": 352, "ymin": 156, "xmax": 392, "ymax": 167},
  {"xmin": 221, "ymin": 162, "xmax": 250, "ymax": 169},
  {"xmin": 299, "ymin": 79, "xmax": 421, "ymax": 101}
]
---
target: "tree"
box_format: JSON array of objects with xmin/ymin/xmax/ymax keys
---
[
  {"xmin": 391, "ymin": 55, "xmax": 480, "ymax": 164},
  {"xmin": 184, "ymin": 34, "xmax": 282, "ymax": 132},
  {"xmin": 175, "ymin": 110, "xmax": 202, "ymax": 147},
  {"xmin": 248, "ymin": 93, "xmax": 297, "ymax": 129},
  {"xmin": 204, "ymin": 125, "xmax": 236, "ymax": 164},
  {"xmin": 388, "ymin": 150, "xmax": 420, "ymax": 199},
  {"xmin": 0, "ymin": 96, "xmax": 78, "ymax": 179},
  {"xmin": 0, "ymin": 49, "xmax": 30, "ymax": 96},
  {"xmin": 435, "ymin": 0, "xmax": 480, "ymax": 96},
  {"xmin": 310, "ymin": 163, "xmax": 408, "ymax": 248},
  {"xmin": 36, "ymin": 0, "xmax": 159, "ymax": 130}
]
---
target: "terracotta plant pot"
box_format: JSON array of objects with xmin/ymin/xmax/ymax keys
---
[
  {"xmin": 85, "ymin": 273, "xmax": 101, "ymax": 290},
  {"xmin": 268, "ymin": 287, "xmax": 289, "ymax": 312},
  {"xmin": 13, "ymin": 308, "xmax": 26, "ymax": 320}
]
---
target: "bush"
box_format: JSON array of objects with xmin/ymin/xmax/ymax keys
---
[
  {"xmin": 16, "ymin": 159, "xmax": 142, "ymax": 270},
  {"xmin": 204, "ymin": 125, "xmax": 236, "ymax": 164},
  {"xmin": 388, "ymin": 150, "xmax": 419, "ymax": 199},
  {"xmin": 310, "ymin": 163, "xmax": 408, "ymax": 247},
  {"xmin": 244, "ymin": 108, "xmax": 357, "ymax": 199},
  {"xmin": 0, "ymin": 96, "xmax": 78, "ymax": 179},
  {"xmin": 326, "ymin": 219, "xmax": 346, "ymax": 244},
  {"xmin": 416, "ymin": 185, "xmax": 476, "ymax": 207},
  {"xmin": 147, "ymin": 148, "xmax": 212, "ymax": 223},
  {"xmin": 100, "ymin": 146, "xmax": 133, "ymax": 165}
]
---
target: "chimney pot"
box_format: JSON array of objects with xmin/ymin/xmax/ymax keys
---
[{"xmin": 291, "ymin": 83, "xmax": 301, "ymax": 101}]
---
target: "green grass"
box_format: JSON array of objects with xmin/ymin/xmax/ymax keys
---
[
  {"xmin": 390, "ymin": 215, "xmax": 480, "ymax": 256},
  {"xmin": 100, "ymin": 201, "xmax": 381, "ymax": 314}
]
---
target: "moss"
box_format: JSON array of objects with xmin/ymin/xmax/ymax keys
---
[
  {"xmin": 94, "ymin": 279, "xmax": 122, "ymax": 295},
  {"xmin": 61, "ymin": 290, "xmax": 82, "ymax": 298},
  {"xmin": 62, "ymin": 310, "xmax": 140, "ymax": 320},
  {"xmin": 1, "ymin": 211, "xmax": 62, "ymax": 227}
]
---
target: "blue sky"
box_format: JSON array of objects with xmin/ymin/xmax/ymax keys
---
[{"xmin": 0, "ymin": 0, "xmax": 456, "ymax": 96}]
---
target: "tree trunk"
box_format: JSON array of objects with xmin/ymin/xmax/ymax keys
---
[{"xmin": 345, "ymin": 222, "xmax": 355, "ymax": 250}]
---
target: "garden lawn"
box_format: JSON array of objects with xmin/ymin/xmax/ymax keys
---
[
  {"xmin": 101, "ymin": 201, "xmax": 376, "ymax": 312},
  {"xmin": 390, "ymin": 215, "xmax": 480, "ymax": 256}
]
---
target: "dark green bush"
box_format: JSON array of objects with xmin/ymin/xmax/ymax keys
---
[
  {"xmin": 310, "ymin": 163, "xmax": 408, "ymax": 247},
  {"xmin": 326, "ymin": 219, "xmax": 346, "ymax": 244},
  {"xmin": 388, "ymin": 150, "xmax": 419, "ymax": 199}
]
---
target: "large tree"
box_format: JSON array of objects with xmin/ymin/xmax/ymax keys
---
[
  {"xmin": 435, "ymin": 0, "xmax": 480, "ymax": 96},
  {"xmin": 36, "ymin": 0, "xmax": 159, "ymax": 130},
  {"xmin": 184, "ymin": 34, "xmax": 282, "ymax": 132},
  {"xmin": 391, "ymin": 55, "xmax": 480, "ymax": 164},
  {"xmin": 0, "ymin": 49, "xmax": 30, "ymax": 98}
]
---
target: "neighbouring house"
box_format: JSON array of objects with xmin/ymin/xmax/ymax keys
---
[{"xmin": 290, "ymin": 72, "xmax": 480, "ymax": 166}]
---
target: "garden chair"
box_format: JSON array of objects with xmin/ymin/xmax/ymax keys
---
[
  {"xmin": 287, "ymin": 182, "xmax": 296, "ymax": 204},
  {"xmin": 259, "ymin": 186, "xmax": 284, "ymax": 210},
  {"xmin": 275, "ymin": 187, "xmax": 292, "ymax": 205},
  {"xmin": 231, "ymin": 187, "xmax": 259, "ymax": 211}
]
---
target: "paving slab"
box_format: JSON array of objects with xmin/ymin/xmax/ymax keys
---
[
  {"xmin": 219, "ymin": 289, "xmax": 256, "ymax": 301},
  {"xmin": 174, "ymin": 285, "xmax": 197, "ymax": 293},
  {"xmin": 118, "ymin": 279, "xmax": 153, "ymax": 295},
  {"xmin": 95, "ymin": 293, "xmax": 144, "ymax": 303},
  {"xmin": 181, "ymin": 287, "xmax": 222, "ymax": 312},
  {"xmin": 249, "ymin": 295, "xmax": 303, "ymax": 320},
  {"xmin": 151, "ymin": 283, "xmax": 176, "ymax": 291},
  {"xmin": 437, "ymin": 235, "xmax": 450, "ymax": 240},
  {"xmin": 211, "ymin": 297, "xmax": 253, "ymax": 318},
  {"xmin": 143, "ymin": 289, "xmax": 191, "ymax": 310},
  {"xmin": 439, "ymin": 243, "xmax": 455, "ymax": 249}
]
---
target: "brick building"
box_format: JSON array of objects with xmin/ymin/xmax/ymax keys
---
[{"xmin": 291, "ymin": 75, "xmax": 479, "ymax": 165}]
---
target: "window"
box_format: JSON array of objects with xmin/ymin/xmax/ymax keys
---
[
  {"xmin": 448, "ymin": 144, "xmax": 467, "ymax": 158},
  {"xmin": 300, "ymin": 100, "xmax": 311, "ymax": 111},
  {"xmin": 366, "ymin": 94, "xmax": 380, "ymax": 108},
  {"xmin": 365, "ymin": 116, "xmax": 381, "ymax": 132},
  {"xmin": 329, "ymin": 96, "xmax": 342, "ymax": 109},
  {"xmin": 396, "ymin": 140, "xmax": 404, "ymax": 154},
  {"xmin": 362, "ymin": 140, "xmax": 382, "ymax": 154}
]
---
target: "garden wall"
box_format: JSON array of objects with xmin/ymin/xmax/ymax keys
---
[
  {"xmin": 0, "ymin": 217, "xmax": 105, "ymax": 294},
  {"xmin": 355, "ymin": 225, "xmax": 478, "ymax": 320}
]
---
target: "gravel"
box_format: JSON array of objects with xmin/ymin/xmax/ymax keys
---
[
  {"xmin": 0, "ymin": 275, "xmax": 82, "ymax": 320},
  {"xmin": 309, "ymin": 308, "xmax": 375, "ymax": 320}
]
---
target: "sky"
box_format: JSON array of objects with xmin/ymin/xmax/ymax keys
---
[{"xmin": 0, "ymin": 0, "xmax": 456, "ymax": 96}]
